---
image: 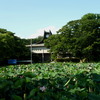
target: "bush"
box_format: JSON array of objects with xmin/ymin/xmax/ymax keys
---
[
  {"xmin": 0, "ymin": 63, "xmax": 100, "ymax": 100},
  {"xmin": 56, "ymin": 57, "xmax": 80, "ymax": 62}
]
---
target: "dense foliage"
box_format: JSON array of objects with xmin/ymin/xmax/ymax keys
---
[
  {"xmin": 45, "ymin": 13, "xmax": 100, "ymax": 61},
  {"xmin": 0, "ymin": 28, "xmax": 30, "ymax": 64},
  {"xmin": 0, "ymin": 63, "xmax": 100, "ymax": 100}
]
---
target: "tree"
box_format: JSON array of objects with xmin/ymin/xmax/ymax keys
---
[
  {"xmin": 44, "ymin": 34, "xmax": 68, "ymax": 60},
  {"xmin": 45, "ymin": 13, "xmax": 100, "ymax": 62},
  {"xmin": 0, "ymin": 28, "xmax": 30, "ymax": 64},
  {"xmin": 74, "ymin": 13, "xmax": 100, "ymax": 61}
]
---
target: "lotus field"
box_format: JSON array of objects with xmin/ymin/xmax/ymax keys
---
[{"xmin": 0, "ymin": 62, "xmax": 100, "ymax": 100}]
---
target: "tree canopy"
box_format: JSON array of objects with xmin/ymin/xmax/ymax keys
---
[
  {"xmin": 0, "ymin": 28, "xmax": 30, "ymax": 64},
  {"xmin": 45, "ymin": 13, "xmax": 100, "ymax": 62}
]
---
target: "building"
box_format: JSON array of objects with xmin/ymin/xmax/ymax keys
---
[{"xmin": 26, "ymin": 30, "xmax": 52, "ymax": 63}]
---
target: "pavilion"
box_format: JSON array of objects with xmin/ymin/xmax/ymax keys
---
[{"xmin": 26, "ymin": 30, "xmax": 52, "ymax": 63}]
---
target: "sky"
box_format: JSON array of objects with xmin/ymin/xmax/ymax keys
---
[{"xmin": 0, "ymin": 0, "xmax": 100, "ymax": 39}]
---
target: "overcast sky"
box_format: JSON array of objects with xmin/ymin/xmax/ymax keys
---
[{"xmin": 0, "ymin": 0, "xmax": 100, "ymax": 38}]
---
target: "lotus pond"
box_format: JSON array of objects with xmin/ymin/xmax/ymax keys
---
[{"xmin": 0, "ymin": 62, "xmax": 100, "ymax": 100}]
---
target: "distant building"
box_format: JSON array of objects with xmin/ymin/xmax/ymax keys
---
[{"xmin": 26, "ymin": 30, "xmax": 52, "ymax": 63}]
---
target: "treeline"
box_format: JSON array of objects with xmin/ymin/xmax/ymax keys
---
[
  {"xmin": 44, "ymin": 13, "xmax": 100, "ymax": 62},
  {"xmin": 0, "ymin": 13, "xmax": 100, "ymax": 64},
  {"xmin": 0, "ymin": 28, "xmax": 44, "ymax": 65},
  {"xmin": 0, "ymin": 29, "xmax": 30, "ymax": 65}
]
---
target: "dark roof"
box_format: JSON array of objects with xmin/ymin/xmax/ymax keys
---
[{"xmin": 37, "ymin": 30, "xmax": 52, "ymax": 44}]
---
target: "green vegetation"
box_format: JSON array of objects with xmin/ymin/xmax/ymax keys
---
[
  {"xmin": 45, "ymin": 13, "xmax": 100, "ymax": 62},
  {"xmin": 0, "ymin": 13, "xmax": 100, "ymax": 63},
  {"xmin": 0, "ymin": 63, "xmax": 100, "ymax": 100},
  {"xmin": 0, "ymin": 28, "xmax": 30, "ymax": 64},
  {"xmin": 0, "ymin": 13, "xmax": 100, "ymax": 99}
]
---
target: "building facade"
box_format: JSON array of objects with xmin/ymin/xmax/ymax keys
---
[{"xmin": 26, "ymin": 31, "xmax": 52, "ymax": 63}]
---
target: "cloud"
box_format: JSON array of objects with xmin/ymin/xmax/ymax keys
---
[{"xmin": 28, "ymin": 26, "xmax": 59, "ymax": 39}]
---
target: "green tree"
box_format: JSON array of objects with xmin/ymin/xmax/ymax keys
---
[
  {"xmin": 74, "ymin": 13, "xmax": 100, "ymax": 61},
  {"xmin": 44, "ymin": 34, "xmax": 68, "ymax": 60},
  {"xmin": 45, "ymin": 13, "xmax": 100, "ymax": 62},
  {"xmin": 0, "ymin": 28, "xmax": 30, "ymax": 63}
]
